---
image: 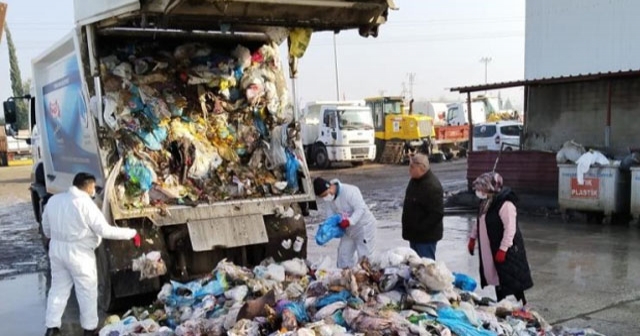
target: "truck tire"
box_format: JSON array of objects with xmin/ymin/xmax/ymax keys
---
[
  {"xmin": 0, "ymin": 152, "xmax": 7, "ymax": 167},
  {"xmin": 313, "ymin": 145, "xmax": 330, "ymax": 169},
  {"xmin": 31, "ymin": 190, "xmax": 42, "ymax": 224}
]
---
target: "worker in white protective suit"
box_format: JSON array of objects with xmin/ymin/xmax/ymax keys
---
[
  {"xmin": 313, "ymin": 177, "xmax": 377, "ymax": 268},
  {"xmin": 43, "ymin": 173, "xmax": 140, "ymax": 336}
]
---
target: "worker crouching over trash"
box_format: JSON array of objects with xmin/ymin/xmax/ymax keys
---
[
  {"xmin": 469, "ymin": 172, "xmax": 533, "ymax": 305},
  {"xmin": 313, "ymin": 177, "xmax": 377, "ymax": 269}
]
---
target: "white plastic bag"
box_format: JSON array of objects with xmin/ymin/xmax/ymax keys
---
[
  {"xmin": 556, "ymin": 140, "xmax": 586, "ymax": 163},
  {"xmin": 225, "ymin": 285, "xmax": 249, "ymax": 302},
  {"xmin": 576, "ymin": 151, "xmax": 610, "ymax": 185},
  {"xmin": 281, "ymin": 258, "xmax": 308, "ymax": 276},
  {"xmin": 266, "ymin": 263, "xmax": 286, "ymax": 282},
  {"xmin": 413, "ymin": 259, "xmax": 455, "ymax": 292}
]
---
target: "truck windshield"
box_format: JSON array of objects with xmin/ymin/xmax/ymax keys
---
[
  {"xmin": 383, "ymin": 101, "xmax": 402, "ymax": 114},
  {"xmin": 338, "ymin": 109, "xmax": 374, "ymax": 130}
]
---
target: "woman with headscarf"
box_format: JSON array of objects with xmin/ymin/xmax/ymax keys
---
[{"xmin": 468, "ymin": 172, "xmax": 533, "ymax": 305}]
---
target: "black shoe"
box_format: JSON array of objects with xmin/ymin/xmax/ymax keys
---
[
  {"xmin": 83, "ymin": 330, "xmax": 97, "ymax": 336},
  {"xmin": 44, "ymin": 328, "xmax": 60, "ymax": 336}
]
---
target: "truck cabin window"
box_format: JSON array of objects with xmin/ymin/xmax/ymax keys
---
[
  {"xmin": 338, "ymin": 109, "xmax": 374, "ymax": 130},
  {"xmin": 383, "ymin": 101, "xmax": 402, "ymax": 115}
]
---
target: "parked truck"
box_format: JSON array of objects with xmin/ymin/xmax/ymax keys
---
[
  {"xmin": 300, "ymin": 101, "xmax": 376, "ymax": 168},
  {"xmin": 3, "ymin": 0, "xmax": 393, "ymax": 312},
  {"xmin": 424, "ymin": 96, "xmax": 520, "ymax": 161}
]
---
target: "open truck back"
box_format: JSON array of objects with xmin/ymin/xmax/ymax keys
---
[{"xmin": 26, "ymin": 0, "xmax": 394, "ymax": 311}]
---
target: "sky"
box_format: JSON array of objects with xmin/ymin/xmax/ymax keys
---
[{"xmin": 0, "ymin": 0, "xmax": 526, "ymax": 118}]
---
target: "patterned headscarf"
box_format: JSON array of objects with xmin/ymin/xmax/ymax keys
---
[
  {"xmin": 472, "ymin": 172, "xmax": 504, "ymax": 194},
  {"xmin": 473, "ymin": 172, "xmax": 504, "ymax": 215}
]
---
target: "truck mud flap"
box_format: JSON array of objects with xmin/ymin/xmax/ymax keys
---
[{"xmin": 187, "ymin": 214, "xmax": 269, "ymax": 252}]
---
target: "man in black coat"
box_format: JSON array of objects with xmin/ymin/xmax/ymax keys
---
[{"xmin": 401, "ymin": 153, "xmax": 444, "ymax": 260}]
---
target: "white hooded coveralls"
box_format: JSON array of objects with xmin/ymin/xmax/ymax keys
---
[
  {"xmin": 42, "ymin": 187, "xmax": 137, "ymax": 330},
  {"xmin": 325, "ymin": 180, "xmax": 377, "ymax": 268}
]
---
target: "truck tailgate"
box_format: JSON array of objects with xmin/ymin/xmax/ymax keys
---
[{"xmin": 75, "ymin": 0, "xmax": 393, "ymax": 35}]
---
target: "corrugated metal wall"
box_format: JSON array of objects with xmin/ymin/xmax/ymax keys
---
[
  {"xmin": 467, "ymin": 151, "xmax": 558, "ymax": 194},
  {"xmin": 526, "ymin": 0, "xmax": 640, "ymax": 80}
]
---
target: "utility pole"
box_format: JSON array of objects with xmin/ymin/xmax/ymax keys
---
[
  {"xmin": 407, "ymin": 73, "xmax": 416, "ymax": 100},
  {"xmin": 480, "ymin": 57, "xmax": 492, "ymax": 95},
  {"xmin": 333, "ymin": 32, "xmax": 341, "ymax": 101},
  {"xmin": 480, "ymin": 57, "xmax": 492, "ymax": 83},
  {"xmin": 400, "ymin": 82, "xmax": 408, "ymax": 99}
]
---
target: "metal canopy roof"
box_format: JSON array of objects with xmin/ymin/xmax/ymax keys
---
[{"xmin": 450, "ymin": 69, "xmax": 640, "ymax": 93}]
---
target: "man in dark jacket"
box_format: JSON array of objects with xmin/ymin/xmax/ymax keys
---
[{"xmin": 402, "ymin": 153, "xmax": 444, "ymax": 260}]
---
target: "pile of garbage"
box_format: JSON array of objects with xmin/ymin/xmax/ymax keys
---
[
  {"xmin": 98, "ymin": 40, "xmax": 304, "ymax": 208},
  {"xmin": 100, "ymin": 248, "xmax": 604, "ymax": 336}
]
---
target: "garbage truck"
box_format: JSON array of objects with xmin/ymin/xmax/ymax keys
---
[
  {"xmin": 3, "ymin": 0, "xmax": 394, "ymax": 312},
  {"xmin": 300, "ymin": 101, "xmax": 376, "ymax": 168}
]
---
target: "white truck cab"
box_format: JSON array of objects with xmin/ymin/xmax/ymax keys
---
[{"xmin": 301, "ymin": 101, "xmax": 376, "ymax": 168}]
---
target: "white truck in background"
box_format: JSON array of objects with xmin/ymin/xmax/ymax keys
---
[
  {"xmin": 445, "ymin": 101, "xmax": 487, "ymax": 126},
  {"xmin": 301, "ymin": 101, "xmax": 376, "ymax": 168}
]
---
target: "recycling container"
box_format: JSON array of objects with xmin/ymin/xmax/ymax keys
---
[
  {"xmin": 629, "ymin": 167, "xmax": 640, "ymax": 221},
  {"xmin": 558, "ymin": 164, "xmax": 630, "ymax": 222}
]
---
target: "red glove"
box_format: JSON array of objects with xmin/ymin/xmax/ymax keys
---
[
  {"xmin": 467, "ymin": 238, "xmax": 476, "ymax": 256},
  {"xmin": 133, "ymin": 233, "xmax": 142, "ymax": 247},
  {"xmin": 495, "ymin": 250, "xmax": 507, "ymax": 263},
  {"xmin": 339, "ymin": 218, "xmax": 350, "ymax": 229}
]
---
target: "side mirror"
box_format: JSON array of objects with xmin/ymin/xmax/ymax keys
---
[{"xmin": 3, "ymin": 101, "xmax": 17, "ymax": 124}]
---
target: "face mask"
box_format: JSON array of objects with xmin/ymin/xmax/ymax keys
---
[
  {"xmin": 322, "ymin": 194, "xmax": 333, "ymax": 202},
  {"xmin": 475, "ymin": 190, "xmax": 487, "ymax": 200}
]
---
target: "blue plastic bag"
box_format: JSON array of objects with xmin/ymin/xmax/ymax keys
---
[
  {"xmin": 124, "ymin": 155, "xmax": 155, "ymax": 191},
  {"xmin": 196, "ymin": 272, "xmax": 229, "ymax": 299},
  {"xmin": 453, "ymin": 273, "xmax": 477, "ymax": 292},
  {"xmin": 331, "ymin": 310, "xmax": 348, "ymax": 327},
  {"xmin": 285, "ymin": 150, "xmax": 300, "ymax": 191},
  {"xmin": 277, "ymin": 301, "xmax": 308, "ymax": 323},
  {"xmin": 315, "ymin": 214, "xmax": 345, "ymax": 246},
  {"xmin": 316, "ymin": 290, "xmax": 351, "ymax": 309},
  {"xmin": 437, "ymin": 307, "xmax": 497, "ymax": 336},
  {"xmin": 166, "ymin": 280, "xmax": 200, "ymax": 307},
  {"xmin": 136, "ymin": 125, "xmax": 167, "ymax": 151}
]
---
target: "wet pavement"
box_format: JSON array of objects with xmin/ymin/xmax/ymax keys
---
[{"xmin": 1, "ymin": 162, "xmax": 640, "ymax": 335}]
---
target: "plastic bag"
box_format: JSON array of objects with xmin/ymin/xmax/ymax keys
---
[
  {"xmin": 556, "ymin": 140, "xmax": 586, "ymax": 163},
  {"xmin": 314, "ymin": 301, "xmax": 346, "ymax": 320},
  {"xmin": 281, "ymin": 258, "xmax": 308, "ymax": 276},
  {"xmin": 197, "ymin": 272, "xmax": 229, "ymax": 298},
  {"xmin": 269, "ymin": 263, "xmax": 287, "ymax": 282},
  {"xmin": 131, "ymin": 251, "xmax": 167, "ymax": 280},
  {"xmin": 225, "ymin": 285, "xmax": 249, "ymax": 302},
  {"xmin": 316, "ymin": 290, "xmax": 351, "ymax": 309},
  {"xmin": 576, "ymin": 151, "xmax": 610, "ymax": 184},
  {"xmin": 315, "ymin": 214, "xmax": 345, "ymax": 246},
  {"xmin": 453, "ymin": 272, "xmax": 477, "ymax": 291},
  {"xmin": 268, "ymin": 124, "xmax": 289, "ymax": 167},
  {"xmin": 124, "ymin": 155, "xmax": 156, "ymax": 191},
  {"xmin": 370, "ymin": 247, "xmax": 420, "ymax": 269},
  {"xmin": 136, "ymin": 125, "xmax": 168, "ymax": 151},
  {"xmin": 277, "ymin": 301, "xmax": 309, "ymax": 323},
  {"xmin": 288, "ymin": 28, "xmax": 313, "ymax": 58},
  {"xmin": 436, "ymin": 307, "xmax": 496, "ymax": 336},
  {"xmin": 285, "ymin": 150, "xmax": 300, "ymax": 191},
  {"xmin": 413, "ymin": 260, "xmax": 455, "ymax": 292}
]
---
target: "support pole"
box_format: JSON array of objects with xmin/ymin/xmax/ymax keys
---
[
  {"xmin": 467, "ymin": 91, "xmax": 473, "ymax": 152},
  {"xmin": 605, "ymin": 80, "xmax": 612, "ymax": 148}
]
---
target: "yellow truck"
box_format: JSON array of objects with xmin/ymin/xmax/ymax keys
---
[{"xmin": 365, "ymin": 96, "xmax": 434, "ymax": 164}]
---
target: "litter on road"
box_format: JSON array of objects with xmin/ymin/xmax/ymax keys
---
[{"xmin": 100, "ymin": 248, "xmax": 604, "ymax": 336}]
